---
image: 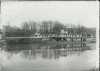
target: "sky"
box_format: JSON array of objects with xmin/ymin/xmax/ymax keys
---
[{"xmin": 1, "ymin": 1, "xmax": 99, "ymax": 29}]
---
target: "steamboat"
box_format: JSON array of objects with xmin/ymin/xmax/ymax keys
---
[{"xmin": 5, "ymin": 33, "xmax": 94, "ymax": 45}]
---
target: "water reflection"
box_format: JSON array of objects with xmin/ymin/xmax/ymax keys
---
[
  {"xmin": 5, "ymin": 49, "xmax": 86, "ymax": 60},
  {"xmin": 1, "ymin": 43, "xmax": 96, "ymax": 71},
  {"xmin": 6, "ymin": 43, "xmax": 91, "ymax": 50},
  {"xmin": 5, "ymin": 44, "xmax": 93, "ymax": 60}
]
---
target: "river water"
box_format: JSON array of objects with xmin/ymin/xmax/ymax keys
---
[{"xmin": 0, "ymin": 43, "xmax": 96, "ymax": 71}]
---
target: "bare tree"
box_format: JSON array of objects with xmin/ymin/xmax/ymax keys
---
[
  {"xmin": 29, "ymin": 21, "xmax": 37, "ymax": 34},
  {"xmin": 52, "ymin": 21, "xmax": 64, "ymax": 35},
  {"xmin": 4, "ymin": 20, "xmax": 96, "ymax": 37},
  {"xmin": 21, "ymin": 22, "xmax": 30, "ymax": 31},
  {"xmin": 40, "ymin": 21, "xmax": 49, "ymax": 35}
]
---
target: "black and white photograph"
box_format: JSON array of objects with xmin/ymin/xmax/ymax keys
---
[{"xmin": 0, "ymin": 1, "xmax": 99, "ymax": 71}]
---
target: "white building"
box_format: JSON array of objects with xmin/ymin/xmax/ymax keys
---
[{"xmin": 61, "ymin": 29, "xmax": 68, "ymax": 35}]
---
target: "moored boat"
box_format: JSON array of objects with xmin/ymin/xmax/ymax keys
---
[{"xmin": 5, "ymin": 34, "xmax": 93, "ymax": 45}]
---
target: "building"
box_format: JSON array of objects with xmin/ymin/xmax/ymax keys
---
[
  {"xmin": 61, "ymin": 29, "xmax": 68, "ymax": 35},
  {"xmin": 1, "ymin": 25, "xmax": 11, "ymax": 38},
  {"xmin": 2, "ymin": 25, "xmax": 11, "ymax": 31}
]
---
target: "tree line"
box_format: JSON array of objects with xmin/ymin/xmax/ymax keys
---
[{"xmin": 4, "ymin": 20, "xmax": 96, "ymax": 37}]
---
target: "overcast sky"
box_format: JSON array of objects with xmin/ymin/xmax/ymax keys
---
[{"xmin": 1, "ymin": 1, "xmax": 99, "ymax": 28}]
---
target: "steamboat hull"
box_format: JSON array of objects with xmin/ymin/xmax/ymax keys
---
[{"xmin": 5, "ymin": 37, "xmax": 93, "ymax": 45}]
